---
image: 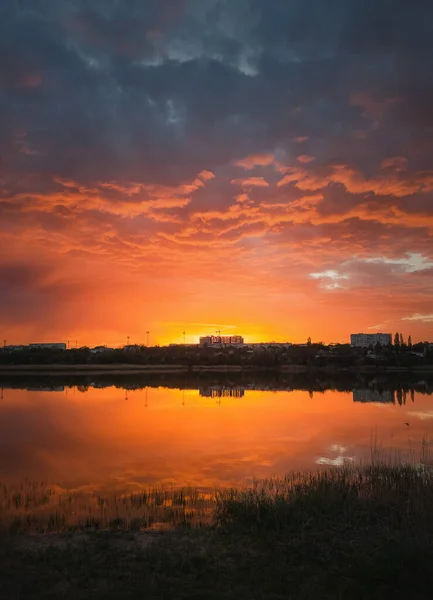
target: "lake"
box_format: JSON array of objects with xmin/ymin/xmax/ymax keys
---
[{"xmin": 1, "ymin": 375, "xmax": 433, "ymax": 493}]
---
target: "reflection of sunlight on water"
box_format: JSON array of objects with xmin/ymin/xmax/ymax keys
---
[{"xmin": 1, "ymin": 385, "xmax": 433, "ymax": 494}]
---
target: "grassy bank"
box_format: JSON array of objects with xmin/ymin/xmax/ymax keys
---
[{"xmin": 2, "ymin": 465, "xmax": 433, "ymax": 598}]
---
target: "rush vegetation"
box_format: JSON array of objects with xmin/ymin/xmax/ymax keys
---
[{"xmin": 2, "ymin": 464, "xmax": 433, "ymax": 599}]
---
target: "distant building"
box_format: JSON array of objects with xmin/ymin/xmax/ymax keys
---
[
  {"xmin": 199, "ymin": 335, "xmax": 244, "ymax": 347},
  {"xmin": 350, "ymin": 333, "xmax": 391, "ymax": 348},
  {"xmin": 29, "ymin": 343, "xmax": 67, "ymax": 351},
  {"xmin": 3, "ymin": 345, "xmax": 26, "ymax": 352}
]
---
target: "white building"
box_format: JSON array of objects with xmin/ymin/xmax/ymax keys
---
[
  {"xmin": 350, "ymin": 333, "xmax": 392, "ymax": 348},
  {"xmin": 199, "ymin": 335, "xmax": 244, "ymax": 347}
]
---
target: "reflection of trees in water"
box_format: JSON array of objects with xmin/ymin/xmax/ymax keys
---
[
  {"xmin": 4, "ymin": 373, "xmax": 432, "ymax": 400},
  {"xmin": 353, "ymin": 385, "xmax": 421, "ymax": 405}
]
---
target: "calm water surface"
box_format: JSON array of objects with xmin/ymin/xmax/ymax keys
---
[{"xmin": 1, "ymin": 384, "xmax": 432, "ymax": 492}]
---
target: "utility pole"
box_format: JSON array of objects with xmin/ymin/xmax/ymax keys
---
[
  {"xmin": 183, "ymin": 331, "xmax": 186, "ymax": 345},
  {"xmin": 127, "ymin": 336, "xmax": 130, "ymax": 346},
  {"xmin": 146, "ymin": 331, "xmax": 150, "ymax": 347},
  {"xmin": 3, "ymin": 340, "xmax": 6, "ymax": 350}
]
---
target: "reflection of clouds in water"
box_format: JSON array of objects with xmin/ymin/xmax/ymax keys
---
[
  {"xmin": 328, "ymin": 444, "xmax": 348, "ymax": 454},
  {"xmin": 316, "ymin": 456, "xmax": 354, "ymax": 466},
  {"xmin": 1, "ymin": 385, "xmax": 432, "ymax": 490},
  {"xmin": 408, "ymin": 411, "xmax": 433, "ymax": 421},
  {"xmin": 316, "ymin": 443, "xmax": 354, "ymax": 466}
]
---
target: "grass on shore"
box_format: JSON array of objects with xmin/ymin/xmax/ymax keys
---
[
  {"xmin": 2, "ymin": 464, "xmax": 433, "ymax": 599},
  {"xmin": 0, "ymin": 482, "xmax": 213, "ymax": 534}
]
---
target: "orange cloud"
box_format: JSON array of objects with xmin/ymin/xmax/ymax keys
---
[
  {"xmin": 3, "ymin": 160, "xmax": 433, "ymax": 347},
  {"xmin": 231, "ymin": 177, "xmax": 270, "ymax": 188},
  {"xmin": 380, "ymin": 157, "xmax": 408, "ymax": 171},
  {"xmin": 198, "ymin": 170, "xmax": 216, "ymax": 181},
  {"xmin": 277, "ymin": 163, "xmax": 433, "ymax": 198},
  {"xmin": 235, "ymin": 154, "xmax": 275, "ymax": 169},
  {"xmin": 297, "ymin": 155, "xmax": 316, "ymax": 164}
]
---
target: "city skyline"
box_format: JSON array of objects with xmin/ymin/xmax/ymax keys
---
[
  {"xmin": 1, "ymin": 2, "xmax": 433, "ymax": 346},
  {"xmin": 1, "ymin": 329, "xmax": 427, "ymax": 350}
]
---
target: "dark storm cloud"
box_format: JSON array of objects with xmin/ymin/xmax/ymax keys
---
[
  {"xmin": 0, "ymin": 263, "xmax": 48, "ymax": 291},
  {"xmin": 1, "ymin": 0, "xmax": 432, "ymax": 193},
  {"xmin": 0, "ymin": 258, "xmax": 90, "ymax": 328},
  {"xmin": 249, "ymin": 0, "xmax": 433, "ymax": 58}
]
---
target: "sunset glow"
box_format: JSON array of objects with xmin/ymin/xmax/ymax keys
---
[{"xmin": 1, "ymin": 2, "xmax": 433, "ymax": 346}]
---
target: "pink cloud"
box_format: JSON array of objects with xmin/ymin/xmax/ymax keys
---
[
  {"xmin": 235, "ymin": 154, "xmax": 275, "ymax": 170},
  {"xmin": 198, "ymin": 170, "xmax": 216, "ymax": 181},
  {"xmin": 380, "ymin": 157, "xmax": 408, "ymax": 171},
  {"xmin": 231, "ymin": 177, "xmax": 270, "ymax": 188},
  {"xmin": 350, "ymin": 92, "xmax": 401, "ymax": 119},
  {"xmin": 297, "ymin": 155, "xmax": 316, "ymax": 164}
]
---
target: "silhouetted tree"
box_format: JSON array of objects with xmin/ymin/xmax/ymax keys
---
[
  {"xmin": 408, "ymin": 335, "xmax": 412, "ymax": 349},
  {"xmin": 399, "ymin": 333, "xmax": 404, "ymax": 346},
  {"xmin": 307, "ymin": 337, "xmax": 312, "ymax": 346},
  {"xmin": 394, "ymin": 332, "xmax": 400, "ymax": 349}
]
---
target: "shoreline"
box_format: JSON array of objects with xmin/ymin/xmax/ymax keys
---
[{"xmin": 0, "ymin": 363, "xmax": 433, "ymax": 375}]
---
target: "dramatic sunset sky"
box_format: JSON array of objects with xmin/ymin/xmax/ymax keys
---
[{"xmin": 1, "ymin": 0, "xmax": 433, "ymax": 346}]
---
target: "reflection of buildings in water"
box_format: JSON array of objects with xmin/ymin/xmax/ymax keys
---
[
  {"xmin": 353, "ymin": 389, "xmax": 394, "ymax": 403},
  {"xmin": 199, "ymin": 387, "xmax": 245, "ymax": 398}
]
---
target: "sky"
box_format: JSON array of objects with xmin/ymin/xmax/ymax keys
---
[{"xmin": 1, "ymin": 0, "xmax": 433, "ymax": 346}]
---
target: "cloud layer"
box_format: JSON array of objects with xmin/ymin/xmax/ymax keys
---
[{"xmin": 1, "ymin": 0, "xmax": 433, "ymax": 344}]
